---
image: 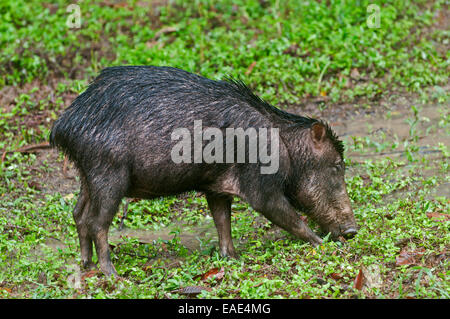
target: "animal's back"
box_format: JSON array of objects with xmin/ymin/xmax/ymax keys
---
[{"xmin": 50, "ymin": 67, "xmax": 280, "ymax": 189}]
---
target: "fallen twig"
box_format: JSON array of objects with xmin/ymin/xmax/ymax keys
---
[
  {"xmin": 154, "ymin": 26, "xmax": 177, "ymax": 40},
  {"xmin": 1, "ymin": 142, "xmax": 51, "ymax": 162},
  {"xmin": 62, "ymin": 155, "xmax": 76, "ymax": 179},
  {"xmin": 352, "ymin": 149, "xmax": 442, "ymax": 157}
]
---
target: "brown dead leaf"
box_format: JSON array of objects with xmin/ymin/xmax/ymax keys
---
[
  {"xmin": 353, "ymin": 268, "xmax": 365, "ymax": 290},
  {"xmin": 426, "ymin": 212, "xmax": 450, "ymax": 222},
  {"xmin": 330, "ymin": 273, "xmax": 343, "ymax": 280},
  {"xmin": 396, "ymin": 251, "xmax": 415, "ymax": 266},
  {"xmin": 142, "ymin": 264, "xmax": 152, "ymax": 273},
  {"xmin": 194, "ymin": 266, "xmax": 225, "ymax": 281},
  {"xmin": 252, "ymin": 282, "xmax": 264, "ymax": 288},
  {"xmin": 396, "ymin": 248, "xmax": 425, "ymax": 266},
  {"xmin": 209, "ymin": 266, "xmax": 225, "ymax": 281},
  {"xmin": 350, "ymin": 68, "xmax": 360, "ymax": 79},
  {"xmin": 245, "ymin": 61, "xmax": 257, "ymax": 75},
  {"xmin": 81, "ymin": 269, "xmax": 100, "ymax": 280},
  {"xmin": 0, "ymin": 287, "xmax": 12, "ymax": 293}
]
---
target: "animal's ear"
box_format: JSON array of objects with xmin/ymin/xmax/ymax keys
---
[{"xmin": 310, "ymin": 122, "xmax": 326, "ymax": 145}]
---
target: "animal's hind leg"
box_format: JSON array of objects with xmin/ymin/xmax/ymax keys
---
[
  {"xmin": 73, "ymin": 183, "xmax": 95, "ymax": 270},
  {"xmin": 87, "ymin": 170, "xmax": 129, "ymax": 277}
]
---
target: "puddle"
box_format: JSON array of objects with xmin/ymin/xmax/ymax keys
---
[
  {"xmin": 330, "ymin": 104, "xmax": 449, "ymax": 159},
  {"xmin": 26, "ymin": 237, "xmax": 82, "ymax": 288},
  {"xmin": 28, "ymin": 237, "xmax": 69, "ymax": 260},
  {"xmin": 109, "ymin": 218, "xmax": 218, "ymax": 253},
  {"xmin": 24, "ymin": 219, "xmax": 218, "ymax": 287},
  {"xmin": 328, "ymin": 104, "xmax": 449, "ymax": 203},
  {"xmin": 426, "ymin": 182, "xmax": 450, "ymax": 199}
]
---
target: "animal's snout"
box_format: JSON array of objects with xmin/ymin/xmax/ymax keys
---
[{"xmin": 341, "ymin": 227, "xmax": 358, "ymax": 239}]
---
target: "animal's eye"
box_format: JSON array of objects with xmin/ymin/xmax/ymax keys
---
[{"xmin": 333, "ymin": 162, "xmax": 343, "ymax": 172}]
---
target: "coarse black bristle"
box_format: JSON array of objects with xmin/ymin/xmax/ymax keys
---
[{"xmin": 223, "ymin": 76, "xmax": 344, "ymax": 158}]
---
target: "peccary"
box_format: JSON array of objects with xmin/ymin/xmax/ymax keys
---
[{"xmin": 50, "ymin": 66, "xmax": 357, "ymax": 276}]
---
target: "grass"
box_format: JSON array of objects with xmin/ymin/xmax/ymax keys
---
[
  {"xmin": 1, "ymin": 0, "xmax": 448, "ymax": 103},
  {"xmin": 1, "ymin": 143, "xmax": 448, "ymax": 298},
  {"xmin": 0, "ymin": 0, "xmax": 449, "ymax": 298}
]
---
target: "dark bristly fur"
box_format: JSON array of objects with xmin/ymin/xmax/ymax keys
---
[
  {"xmin": 222, "ymin": 76, "xmax": 344, "ymax": 158},
  {"xmin": 50, "ymin": 66, "xmax": 356, "ymax": 276}
]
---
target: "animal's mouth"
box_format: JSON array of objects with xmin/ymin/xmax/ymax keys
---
[
  {"xmin": 298, "ymin": 207, "xmax": 358, "ymax": 241},
  {"xmin": 318, "ymin": 224, "xmax": 358, "ymax": 242}
]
